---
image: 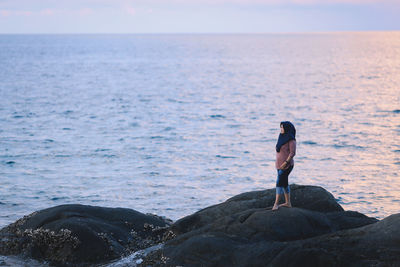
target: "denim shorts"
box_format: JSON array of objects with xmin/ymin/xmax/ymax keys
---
[{"xmin": 276, "ymin": 165, "xmax": 293, "ymax": 194}]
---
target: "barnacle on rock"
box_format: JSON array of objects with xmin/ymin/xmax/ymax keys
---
[
  {"xmin": 138, "ymin": 249, "xmax": 170, "ymax": 266},
  {"xmin": 22, "ymin": 228, "xmax": 80, "ymax": 252},
  {"xmin": 1, "ymin": 205, "xmax": 173, "ymax": 266},
  {"xmin": 162, "ymin": 230, "xmax": 176, "ymax": 242}
]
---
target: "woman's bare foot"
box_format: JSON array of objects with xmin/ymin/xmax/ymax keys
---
[
  {"xmin": 279, "ymin": 203, "xmax": 292, "ymax": 208},
  {"xmin": 272, "ymin": 204, "xmax": 279, "ymax": 211}
]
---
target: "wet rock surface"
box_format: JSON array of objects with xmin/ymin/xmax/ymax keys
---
[
  {"xmin": 0, "ymin": 204, "xmax": 171, "ymax": 266},
  {"xmin": 171, "ymin": 184, "xmax": 346, "ymax": 235},
  {"xmin": 142, "ymin": 185, "xmax": 400, "ymax": 267},
  {"xmin": 1, "ymin": 185, "xmax": 399, "ymax": 266}
]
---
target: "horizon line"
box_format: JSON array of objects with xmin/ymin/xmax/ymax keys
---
[{"xmin": 0, "ymin": 30, "xmax": 399, "ymax": 35}]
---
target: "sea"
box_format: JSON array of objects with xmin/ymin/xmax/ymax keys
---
[{"xmin": 1, "ymin": 33, "xmax": 399, "ymax": 233}]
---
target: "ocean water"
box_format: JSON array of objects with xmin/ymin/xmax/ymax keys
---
[{"xmin": 0, "ymin": 33, "xmax": 399, "ymax": 228}]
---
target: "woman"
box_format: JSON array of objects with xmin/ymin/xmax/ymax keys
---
[{"xmin": 272, "ymin": 121, "xmax": 296, "ymax": 211}]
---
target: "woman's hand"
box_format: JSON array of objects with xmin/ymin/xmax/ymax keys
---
[{"xmin": 279, "ymin": 161, "xmax": 288, "ymax": 170}]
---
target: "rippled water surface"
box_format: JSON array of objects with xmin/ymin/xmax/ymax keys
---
[{"xmin": 1, "ymin": 33, "xmax": 399, "ymax": 227}]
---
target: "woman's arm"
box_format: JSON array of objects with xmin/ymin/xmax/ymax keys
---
[
  {"xmin": 287, "ymin": 140, "xmax": 296, "ymax": 162},
  {"xmin": 280, "ymin": 140, "xmax": 296, "ymax": 169}
]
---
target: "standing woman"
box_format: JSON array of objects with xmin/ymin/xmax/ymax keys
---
[{"xmin": 272, "ymin": 121, "xmax": 296, "ymax": 211}]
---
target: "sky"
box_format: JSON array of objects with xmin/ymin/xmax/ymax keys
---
[{"xmin": 0, "ymin": 0, "xmax": 399, "ymax": 33}]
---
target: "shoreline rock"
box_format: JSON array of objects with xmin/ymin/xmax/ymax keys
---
[
  {"xmin": 0, "ymin": 204, "xmax": 172, "ymax": 266},
  {"xmin": 1, "ymin": 184, "xmax": 399, "ymax": 266}
]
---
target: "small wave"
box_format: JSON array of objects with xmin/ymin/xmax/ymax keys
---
[
  {"xmin": 95, "ymin": 148, "xmax": 112, "ymax": 152},
  {"xmin": 302, "ymin": 141, "xmax": 317, "ymax": 145},
  {"xmin": 210, "ymin": 114, "xmax": 226, "ymax": 119},
  {"xmin": 5, "ymin": 161, "xmax": 15, "ymax": 165},
  {"xmin": 0, "ymin": 255, "xmax": 48, "ymax": 267},
  {"xmin": 103, "ymin": 244, "xmax": 163, "ymax": 267},
  {"xmin": 163, "ymin": 126, "xmax": 175, "ymax": 131},
  {"xmin": 63, "ymin": 110, "xmax": 74, "ymax": 115},
  {"xmin": 150, "ymin": 136, "xmax": 163, "ymax": 139},
  {"xmin": 62, "ymin": 127, "xmax": 72, "ymax": 130},
  {"xmin": 214, "ymin": 167, "xmax": 229, "ymax": 171},
  {"xmin": 130, "ymin": 122, "xmax": 140, "ymax": 127},
  {"xmin": 50, "ymin": 197, "xmax": 69, "ymax": 201},
  {"xmin": 359, "ymin": 75, "xmax": 380, "ymax": 79},
  {"xmin": 216, "ymin": 155, "xmax": 237, "ymax": 159},
  {"xmin": 227, "ymin": 124, "xmax": 241, "ymax": 128},
  {"xmin": 167, "ymin": 98, "xmax": 185, "ymax": 103},
  {"xmin": 102, "ymin": 154, "xmax": 117, "ymax": 158},
  {"xmin": 55, "ymin": 154, "xmax": 71, "ymax": 157},
  {"xmin": 393, "ymin": 109, "xmax": 400, "ymax": 114},
  {"xmin": 253, "ymin": 94, "xmax": 265, "ymax": 98},
  {"xmin": 251, "ymin": 138, "xmax": 274, "ymax": 143},
  {"xmin": 332, "ymin": 144, "xmax": 366, "ymax": 150}
]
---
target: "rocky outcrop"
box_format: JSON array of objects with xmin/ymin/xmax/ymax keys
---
[
  {"xmin": 145, "ymin": 214, "xmax": 399, "ymax": 267},
  {"xmin": 0, "ymin": 204, "xmax": 172, "ymax": 266},
  {"xmin": 1, "ymin": 185, "xmax": 399, "ymax": 267},
  {"xmin": 141, "ymin": 185, "xmax": 399, "ymax": 267},
  {"xmin": 171, "ymin": 184, "xmax": 349, "ymax": 235}
]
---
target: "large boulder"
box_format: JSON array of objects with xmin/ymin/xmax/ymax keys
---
[
  {"xmin": 0, "ymin": 204, "xmax": 171, "ymax": 266},
  {"xmin": 269, "ymin": 213, "xmax": 400, "ymax": 267},
  {"xmin": 154, "ymin": 214, "xmax": 399, "ymax": 267},
  {"xmin": 141, "ymin": 184, "xmax": 397, "ymax": 266},
  {"xmin": 2, "ymin": 185, "xmax": 398, "ymax": 266},
  {"xmin": 171, "ymin": 184, "xmax": 344, "ymax": 235}
]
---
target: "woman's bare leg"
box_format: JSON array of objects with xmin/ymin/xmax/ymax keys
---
[
  {"xmin": 272, "ymin": 194, "xmax": 280, "ymax": 210},
  {"xmin": 279, "ymin": 193, "xmax": 292, "ymax": 208}
]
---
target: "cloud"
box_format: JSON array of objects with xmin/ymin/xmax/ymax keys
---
[
  {"xmin": 0, "ymin": 9, "xmax": 32, "ymax": 16},
  {"xmin": 0, "ymin": 9, "xmax": 11, "ymax": 16},
  {"xmin": 40, "ymin": 8, "xmax": 55, "ymax": 15},
  {"xmin": 126, "ymin": 6, "xmax": 136, "ymax": 15},
  {"xmin": 77, "ymin": 8, "xmax": 93, "ymax": 15},
  {"xmin": 0, "ymin": 7, "xmax": 96, "ymax": 17},
  {"xmin": 1, "ymin": 0, "xmax": 397, "ymax": 8}
]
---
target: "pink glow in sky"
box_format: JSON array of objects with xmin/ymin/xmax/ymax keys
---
[{"xmin": 0, "ymin": 0, "xmax": 399, "ymax": 33}]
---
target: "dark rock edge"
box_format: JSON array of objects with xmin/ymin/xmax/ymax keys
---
[{"xmin": 1, "ymin": 184, "xmax": 399, "ymax": 267}]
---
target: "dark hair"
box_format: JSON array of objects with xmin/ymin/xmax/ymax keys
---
[{"xmin": 276, "ymin": 121, "xmax": 296, "ymax": 152}]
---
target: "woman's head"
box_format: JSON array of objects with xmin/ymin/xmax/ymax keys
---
[
  {"xmin": 276, "ymin": 121, "xmax": 296, "ymax": 152},
  {"xmin": 280, "ymin": 121, "xmax": 296, "ymax": 137}
]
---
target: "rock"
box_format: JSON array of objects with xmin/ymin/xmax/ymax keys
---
[
  {"xmin": 167, "ymin": 208, "xmax": 377, "ymax": 246},
  {"xmin": 157, "ymin": 212, "xmax": 392, "ymax": 267},
  {"xmin": 2, "ymin": 185, "xmax": 399, "ymax": 266},
  {"xmin": 0, "ymin": 204, "xmax": 171, "ymax": 266},
  {"xmin": 164, "ymin": 213, "xmax": 400, "ymax": 267},
  {"xmin": 268, "ymin": 213, "xmax": 400, "ymax": 267},
  {"xmin": 171, "ymin": 184, "xmax": 344, "ymax": 235},
  {"xmin": 142, "ymin": 185, "xmax": 400, "ymax": 267}
]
